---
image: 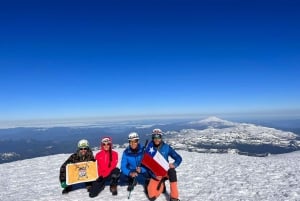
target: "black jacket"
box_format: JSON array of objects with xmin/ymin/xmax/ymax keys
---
[{"xmin": 59, "ymin": 148, "xmax": 95, "ymax": 182}]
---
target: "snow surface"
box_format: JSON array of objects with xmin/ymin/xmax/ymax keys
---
[{"xmin": 1, "ymin": 149, "xmax": 300, "ymax": 201}]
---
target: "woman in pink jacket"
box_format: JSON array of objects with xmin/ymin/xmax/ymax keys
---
[{"xmin": 89, "ymin": 137, "xmax": 120, "ymax": 198}]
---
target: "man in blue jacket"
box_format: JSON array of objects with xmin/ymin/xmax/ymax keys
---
[
  {"xmin": 120, "ymin": 132, "xmax": 150, "ymax": 192},
  {"xmin": 144, "ymin": 128, "xmax": 182, "ymax": 201}
]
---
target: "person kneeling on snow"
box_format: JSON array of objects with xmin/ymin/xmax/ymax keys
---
[
  {"xmin": 89, "ymin": 136, "xmax": 120, "ymax": 198},
  {"xmin": 120, "ymin": 132, "xmax": 150, "ymax": 192},
  {"xmin": 142, "ymin": 129, "xmax": 182, "ymax": 201},
  {"xmin": 59, "ymin": 139, "xmax": 95, "ymax": 194}
]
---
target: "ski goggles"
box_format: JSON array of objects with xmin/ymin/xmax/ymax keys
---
[
  {"xmin": 152, "ymin": 134, "xmax": 162, "ymax": 139},
  {"xmin": 101, "ymin": 137, "xmax": 112, "ymax": 146},
  {"xmin": 101, "ymin": 137, "xmax": 111, "ymax": 144}
]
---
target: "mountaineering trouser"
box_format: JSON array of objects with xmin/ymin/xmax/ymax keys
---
[
  {"xmin": 168, "ymin": 168, "xmax": 179, "ymax": 199},
  {"xmin": 147, "ymin": 168, "xmax": 179, "ymax": 199}
]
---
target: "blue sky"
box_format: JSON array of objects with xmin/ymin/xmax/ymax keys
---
[{"xmin": 0, "ymin": 0, "xmax": 299, "ymax": 121}]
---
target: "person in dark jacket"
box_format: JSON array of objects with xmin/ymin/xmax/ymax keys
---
[
  {"xmin": 59, "ymin": 139, "xmax": 95, "ymax": 194},
  {"xmin": 89, "ymin": 136, "xmax": 120, "ymax": 198},
  {"xmin": 120, "ymin": 132, "xmax": 150, "ymax": 192}
]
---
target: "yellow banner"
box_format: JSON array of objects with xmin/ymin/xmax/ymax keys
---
[{"xmin": 66, "ymin": 161, "xmax": 98, "ymax": 185}]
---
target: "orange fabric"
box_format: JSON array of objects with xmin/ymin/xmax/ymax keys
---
[
  {"xmin": 147, "ymin": 178, "xmax": 165, "ymax": 199},
  {"xmin": 170, "ymin": 181, "xmax": 179, "ymax": 199}
]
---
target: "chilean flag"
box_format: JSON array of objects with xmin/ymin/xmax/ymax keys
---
[{"xmin": 141, "ymin": 144, "xmax": 169, "ymax": 177}]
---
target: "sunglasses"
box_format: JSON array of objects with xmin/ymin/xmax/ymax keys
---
[
  {"xmin": 79, "ymin": 147, "xmax": 88, "ymax": 150},
  {"xmin": 129, "ymin": 140, "xmax": 139, "ymax": 144},
  {"xmin": 152, "ymin": 134, "xmax": 162, "ymax": 139},
  {"xmin": 102, "ymin": 143, "xmax": 111, "ymax": 146}
]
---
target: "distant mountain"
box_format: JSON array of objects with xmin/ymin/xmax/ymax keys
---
[
  {"xmin": 188, "ymin": 116, "xmax": 236, "ymax": 127},
  {"xmin": 165, "ymin": 117, "xmax": 300, "ymax": 156},
  {"xmin": 1, "ymin": 116, "xmax": 300, "ymax": 163},
  {"xmin": 0, "ymin": 152, "xmax": 20, "ymax": 161}
]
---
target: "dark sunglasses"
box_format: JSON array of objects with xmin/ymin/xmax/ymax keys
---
[
  {"xmin": 129, "ymin": 140, "xmax": 139, "ymax": 144},
  {"xmin": 152, "ymin": 134, "xmax": 162, "ymax": 139},
  {"xmin": 102, "ymin": 143, "xmax": 111, "ymax": 146},
  {"xmin": 79, "ymin": 147, "xmax": 88, "ymax": 150}
]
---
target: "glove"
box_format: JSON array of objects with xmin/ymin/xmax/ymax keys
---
[
  {"xmin": 129, "ymin": 171, "xmax": 138, "ymax": 178},
  {"xmin": 61, "ymin": 181, "xmax": 67, "ymax": 188}
]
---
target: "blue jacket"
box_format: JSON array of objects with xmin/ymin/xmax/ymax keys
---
[{"xmin": 121, "ymin": 144, "xmax": 147, "ymax": 176}]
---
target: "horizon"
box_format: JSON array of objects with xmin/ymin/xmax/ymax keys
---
[
  {"xmin": 1, "ymin": 112, "xmax": 300, "ymax": 129},
  {"xmin": 1, "ymin": 114, "xmax": 300, "ymax": 164},
  {"xmin": 1, "ymin": 0, "xmax": 299, "ymax": 121}
]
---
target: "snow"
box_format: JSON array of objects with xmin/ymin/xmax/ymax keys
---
[
  {"xmin": 165, "ymin": 117, "xmax": 299, "ymax": 154},
  {"xmin": 1, "ymin": 149, "xmax": 300, "ymax": 201},
  {"xmin": 189, "ymin": 116, "xmax": 236, "ymax": 126}
]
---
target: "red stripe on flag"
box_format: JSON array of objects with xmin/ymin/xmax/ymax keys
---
[{"xmin": 142, "ymin": 153, "xmax": 168, "ymax": 177}]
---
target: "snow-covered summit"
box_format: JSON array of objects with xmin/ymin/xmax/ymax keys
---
[
  {"xmin": 166, "ymin": 117, "xmax": 300, "ymax": 155},
  {"xmin": 189, "ymin": 116, "xmax": 236, "ymax": 127},
  {"xmin": 1, "ymin": 149, "xmax": 300, "ymax": 201}
]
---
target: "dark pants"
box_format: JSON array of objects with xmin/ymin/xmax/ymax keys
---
[
  {"xmin": 89, "ymin": 167, "xmax": 120, "ymax": 198},
  {"xmin": 63, "ymin": 181, "xmax": 92, "ymax": 193},
  {"xmin": 168, "ymin": 168, "xmax": 177, "ymax": 182},
  {"xmin": 120, "ymin": 171, "xmax": 150, "ymax": 185}
]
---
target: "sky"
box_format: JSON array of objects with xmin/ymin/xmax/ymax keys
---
[
  {"xmin": 0, "ymin": 0, "xmax": 300, "ymax": 121},
  {"xmin": 1, "ymin": 149, "xmax": 300, "ymax": 200}
]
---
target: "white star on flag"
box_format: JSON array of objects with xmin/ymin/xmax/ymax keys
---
[{"xmin": 149, "ymin": 147, "xmax": 154, "ymax": 154}]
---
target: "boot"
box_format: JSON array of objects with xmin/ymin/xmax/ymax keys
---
[
  {"xmin": 170, "ymin": 198, "xmax": 180, "ymax": 201},
  {"xmin": 89, "ymin": 179, "xmax": 105, "ymax": 198},
  {"xmin": 86, "ymin": 182, "xmax": 92, "ymax": 192},
  {"xmin": 86, "ymin": 185, "xmax": 92, "ymax": 192},
  {"xmin": 110, "ymin": 184, "xmax": 118, "ymax": 196},
  {"xmin": 62, "ymin": 186, "xmax": 72, "ymax": 194}
]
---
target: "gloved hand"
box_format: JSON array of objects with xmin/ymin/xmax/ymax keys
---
[
  {"xmin": 61, "ymin": 181, "xmax": 67, "ymax": 188},
  {"xmin": 129, "ymin": 171, "xmax": 138, "ymax": 178},
  {"xmin": 136, "ymin": 167, "xmax": 141, "ymax": 173}
]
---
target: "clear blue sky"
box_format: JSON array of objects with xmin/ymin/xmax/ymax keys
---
[{"xmin": 0, "ymin": 0, "xmax": 299, "ymax": 121}]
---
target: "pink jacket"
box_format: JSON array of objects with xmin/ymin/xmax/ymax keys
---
[{"xmin": 95, "ymin": 137, "xmax": 118, "ymax": 178}]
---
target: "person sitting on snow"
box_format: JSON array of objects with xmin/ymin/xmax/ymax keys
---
[
  {"xmin": 89, "ymin": 136, "xmax": 120, "ymax": 198},
  {"xmin": 120, "ymin": 132, "xmax": 150, "ymax": 193},
  {"xmin": 59, "ymin": 139, "xmax": 95, "ymax": 194}
]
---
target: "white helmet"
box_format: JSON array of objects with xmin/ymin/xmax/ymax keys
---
[
  {"xmin": 152, "ymin": 128, "xmax": 163, "ymax": 139},
  {"xmin": 152, "ymin": 128, "xmax": 163, "ymax": 135},
  {"xmin": 128, "ymin": 132, "xmax": 139, "ymax": 141},
  {"xmin": 78, "ymin": 139, "xmax": 89, "ymax": 148}
]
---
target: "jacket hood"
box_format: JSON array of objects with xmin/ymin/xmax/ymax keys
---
[{"xmin": 100, "ymin": 136, "xmax": 113, "ymax": 150}]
